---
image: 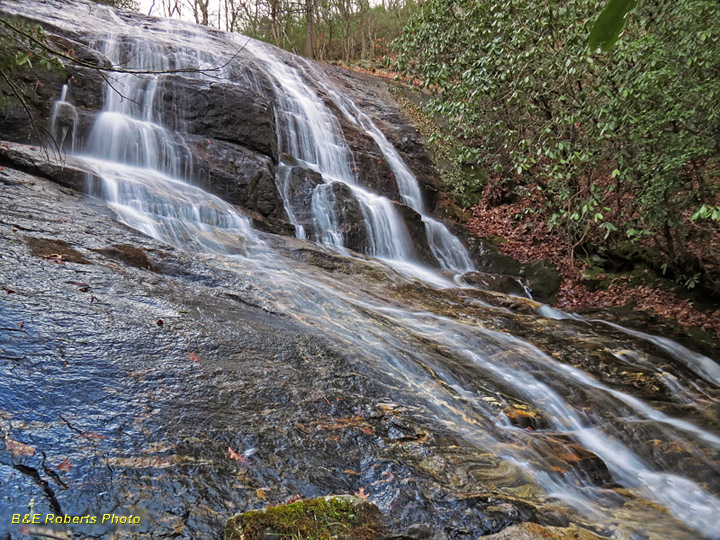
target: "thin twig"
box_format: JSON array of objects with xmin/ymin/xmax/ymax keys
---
[
  {"xmin": 0, "ymin": 16, "xmax": 248, "ymax": 77},
  {"xmin": 0, "ymin": 67, "xmax": 63, "ymax": 159}
]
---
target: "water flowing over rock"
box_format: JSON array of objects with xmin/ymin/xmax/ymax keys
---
[{"xmin": 1, "ymin": 2, "xmax": 720, "ymax": 540}]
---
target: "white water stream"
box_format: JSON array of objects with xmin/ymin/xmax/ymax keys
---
[
  {"xmin": 244, "ymin": 39, "xmax": 417, "ymax": 263},
  {"xmin": 11, "ymin": 1, "xmax": 720, "ymax": 537}
]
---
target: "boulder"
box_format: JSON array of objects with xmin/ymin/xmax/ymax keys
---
[
  {"xmin": 467, "ymin": 239, "xmax": 562, "ymax": 302},
  {"xmin": 320, "ymin": 181, "xmax": 368, "ymax": 252},
  {"xmin": 157, "ymin": 75, "xmax": 277, "ymax": 159},
  {"xmin": 522, "ymin": 259, "xmax": 562, "ymax": 302},
  {"xmin": 277, "ymin": 159, "xmax": 324, "ymax": 228},
  {"xmin": 185, "ymin": 136, "xmax": 281, "ymax": 219},
  {"xmin": 461, "ymin": 271, "xmax": 527, "ymax": 297}
]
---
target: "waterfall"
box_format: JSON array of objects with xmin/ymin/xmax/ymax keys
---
[
  {"xmin": 305, "ymin": 64, "xmax": 474, "ymax": 273},
  {"xmin": 67, "ymin": 27, "xmax": 261, "ymax": 255},
  {"xmin": 16, "ymin": 1, "xmax": 720, "ymax": 537},
  {"xmin": 244, "ymin": 39, "xmax": 453, "ymax": 267}
]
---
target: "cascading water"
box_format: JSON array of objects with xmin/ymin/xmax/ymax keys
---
[
  {"xmin": 243, "ymin": 39, "xmax": 418, "ymax": 265},
  {"xmin": 70, "ymin": 17, "xmax": 261, "ymax": 255},
  {"xmin": 7, "ymin": 1, "xmax": 720, "ymax": 537},
  {"xmin": 50, "ymin": 85, "xmax": 78, "ymax": 153},
  {"xmin": 305, "ymin": 64, "xmax": 474, "ymax": 273}
]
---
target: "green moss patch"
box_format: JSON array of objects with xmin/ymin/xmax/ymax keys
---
[{"xmin": 225, "ymin": 495, "xmax": 383, "ymax": 540}]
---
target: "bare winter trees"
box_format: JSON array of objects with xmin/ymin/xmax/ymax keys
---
[{"xmin": 147, "ymin": 0, "xmax": 419, "ymax": 62}]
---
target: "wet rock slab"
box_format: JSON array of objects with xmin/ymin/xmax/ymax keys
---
[
  {"xmin": 0, "ymin": 166, "xmax": 565, "ymax": 539},
  {"xmin": 483, "ymin": 522, "xmax": 604, "ymax": 540},
  {"xmin": 0, "ymin": 140, "xmax": 97, "ymax": 193},
  {"xmin": 157, "ymin": 75, "xmax": 277, "ymax": 159}
]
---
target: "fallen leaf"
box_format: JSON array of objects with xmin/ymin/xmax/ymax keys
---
[
  {"xmin": 354, "ymin": 487, "xmax": 369, "ymax": 500},
  {"xmin": 361, "ymin": 426, "xmax": 375, "ymax": 436},
  {"xmin": 371, "ymin": 472, "xmax": 395, "ymax": 486},
  {"xmin": 256, "ymin": 488, "xmax": 266, "ymax": 500},
  {"xmin": 43, "ymin": 254, "xmax": 66, "ymax": 264},
  {"xmin": 344, "ymin": 469, "xmax": 360, "ymax": 476},
  {"xmin": 188, "ymin": 352, "xmax": 201, "ymax": 363},
  {"xmin": 286, "ymin": 494, "xmax": 302, "ymax": 503},
  {"xmin": 5, "ymin": 438, "xmax": 35, "ymax": 456},
  {"xmin": 56, "ymin": 458, "xmax": 73, "ymax": 472},
  {"xmin": 228, "ymin": 446, "xmax": 248, "ymax": 464},
  {"xmin": 156, "ymin": 319, "xmax": 164, "ymax": 327}
]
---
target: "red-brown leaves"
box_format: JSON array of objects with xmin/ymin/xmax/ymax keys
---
[
  {"xmin": 56, "ymin": 458, "xmax": 73, "ymax": 472},
  {"xmin": 228, "ymin": 446, "xmax": 248, "ymax": 464}
]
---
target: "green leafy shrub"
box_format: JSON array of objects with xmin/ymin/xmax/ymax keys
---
[{"xmin": 394, "ymin": 0, "xmax": 720, "ymax": 289}]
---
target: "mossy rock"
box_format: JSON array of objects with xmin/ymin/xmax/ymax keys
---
[
  {"xmin": 581, "ymin": 265, "xmax": 613, "ymax": 291},
  {"xmin": 225, "ymin": 495, "xmax": 384, "ymax": 540},
  {"xmin": 522, "ymin": 259, "xmax": 562, "ymax": 302}
]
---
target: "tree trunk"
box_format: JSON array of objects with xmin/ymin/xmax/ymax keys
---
[{"xmin": 305, "ymin": 0, "xmax": 313, "ymax": 59}]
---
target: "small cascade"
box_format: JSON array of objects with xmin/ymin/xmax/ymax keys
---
[
  {"xmin": 50, "ymin": 85, "xmax": 78, "ymax": 152},
  {"xmin": 540, "ymin": 307, "xmax": 720, "ymax": 387},
  {"xmin": 310, "ymin": 183, "xmax": 347, "ymax": 251},
  {"xmin": 244, "ymin": 40, "xmax": 417, "ymax": 263},
  {"xmin": 77, "ymin": 31, "xmax": 259, "ymax": 254},
  {"xmin": 276, "ymin": 163, "xmax": 308, "ymax": 239},
  {"xmin": 86, "ymin": 37, "xmax": 193, "ymax": 179},
  {"xmin": 305, "ymin": 64, "xmax": 474, "ymax": 273},
  {"xmin": 356, "ymin": 187, "xmax": 414, "ymax": 260}
]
